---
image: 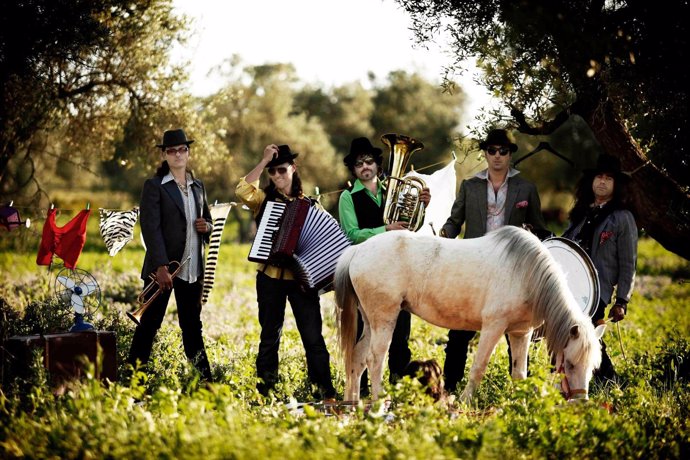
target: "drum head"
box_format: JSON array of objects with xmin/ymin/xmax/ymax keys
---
[{"xmin": 543, "ymin": 237, "xmax": 600, "ymax": 317}]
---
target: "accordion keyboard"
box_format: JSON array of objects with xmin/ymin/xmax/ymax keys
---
[{"xmin": 248, "ymin": 201, "xmax": 286, "ymax": 263}]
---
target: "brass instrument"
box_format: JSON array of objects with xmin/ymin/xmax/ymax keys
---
[
  {"xmin": 381, "ymin": 133, "xmax": 427, "ymax": 232},
  {"xmin": 128, "ymin": 257, "xmax": 190, "ymax": 325}
]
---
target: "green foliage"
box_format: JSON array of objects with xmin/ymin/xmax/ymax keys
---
[
  {"xmin": 397, "ymin": 0, "xmax": 689, "ymax": 185},
  {"xmin": 0, "ymin": 0, "xmax": 221, "ymax": 207},
  {"xmin": 645, "ymin": 331, "xmax": 690, "ymax": 390},
  {"xmin": 637, "ymin": 237, "xmax": 690, "ymax": 278},
  {"xmin": 201, "ymin": 60, "xmax": 467, "ymax": 230},
  {"xmin": 371, "ymin": 70, "xmax": 465, "ymax": 171},
  {"xmin": 1, "ymin": 237, "xmax": 689, "ymax": 458}
]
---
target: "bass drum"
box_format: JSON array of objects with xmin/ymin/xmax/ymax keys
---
[{"xmin": 532, "ymin": 237, "xmax": 600, "ymax": 341}]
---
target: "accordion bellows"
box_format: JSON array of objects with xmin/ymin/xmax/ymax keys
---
[{"xmin": 249, "ymin": 199, "xmax": 350, "ymax": 290}]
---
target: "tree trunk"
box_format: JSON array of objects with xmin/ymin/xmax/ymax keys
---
[{"xmin": 580, "ymin": 102, "xmax": 690, "ymax": 260}]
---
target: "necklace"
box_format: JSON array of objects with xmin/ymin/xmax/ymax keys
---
[
  {"xmin": 175, "ymin": 174, "xmax": 189, "ymax": 196},
  {"xmin": 487, "ymin": 203, "xmax": 505, "ymax": 217}
]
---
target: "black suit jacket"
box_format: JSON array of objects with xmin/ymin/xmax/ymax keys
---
[
  {"xmin": 441, "ymin": 174, "xmax": 548, "ymax": 239},
  {"xmin": 139, "ymin": 175, "xmax": 212, "ymax": 280}
]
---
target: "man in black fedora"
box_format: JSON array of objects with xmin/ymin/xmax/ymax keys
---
[
  {"xmin": 128, "ymin": 128, "xmax": 213, "ymax": 381},
  {"xmin": 236, "ymin": 143, "xmax": 337, "ymax": 400},
  {"xmin": 338, "ymin": 136, "xmax": 431, "ymax": 396},
  {"xmin": 440, "ymin": 128, "xmax": 550, "ymax": 393},
  {"xmin": 563, "ymin": 153, "xmax": 637, "ymax": 387},
  {"xmin": 155, "ymin": 128, "xmax": 195, "ymax": 150}
]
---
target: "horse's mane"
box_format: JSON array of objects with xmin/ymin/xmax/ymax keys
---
[{"xmin": 489, "ymin": 227, "xmax": 599, "ymax": 367}]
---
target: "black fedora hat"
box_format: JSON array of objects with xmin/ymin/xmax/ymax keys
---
[
  {"xmin": 343, "ymin": 137, "xmax": 383, "ymax": 167},
  {"xmin": 584, "ymin": 154, "xmax": 631, "ymax": 182},
  {"xmin": 156, "ymin": 129, "xmax": 194, "ymax": 149},
  {"xmin": 479, "ymin": 129, "xmax": 518, "ymax": 153},
  {"xmin": 266, "ymin": 144, "xmax": 299, "ymax": 168}
]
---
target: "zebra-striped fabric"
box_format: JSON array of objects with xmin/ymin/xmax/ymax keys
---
[
  {"xmin": 202, "ymin": 202, "xmax": 235, "ymax": 304},
  {"xmin": 98, "ymin": 207, "xmax": 139, "ymax": 256}
]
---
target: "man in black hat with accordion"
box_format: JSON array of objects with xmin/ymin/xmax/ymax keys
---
[{"xmin": 236, "ymin": 143, "xmax": 337, "ymax": 400}]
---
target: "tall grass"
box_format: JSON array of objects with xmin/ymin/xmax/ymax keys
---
[{"xmin": 1, "ymin": 236, "xmax": 689, "ymax": 459}]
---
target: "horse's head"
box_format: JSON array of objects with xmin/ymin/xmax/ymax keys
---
[{"xmin": 556, "ymin": 323, "xmax": 606, "ymax": 401}]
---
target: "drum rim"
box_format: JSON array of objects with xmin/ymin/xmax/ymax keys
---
[{"xmin": 543, "ymin": 236, "xmax": 600, "ymax": 318}]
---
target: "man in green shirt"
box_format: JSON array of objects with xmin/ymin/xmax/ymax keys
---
[{"xmin": 338, "ymin": 137, "xmax": 430, "ymax": 396}]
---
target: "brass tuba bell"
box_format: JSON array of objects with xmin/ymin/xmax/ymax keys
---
[{"xmin": 381, "ymin": 133, "xmax": 427, "ymax": 232}]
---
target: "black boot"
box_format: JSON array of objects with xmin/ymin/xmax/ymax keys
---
[{"xmin": 592, "ymin": 339, "xmax": 618, "ymax": 389}]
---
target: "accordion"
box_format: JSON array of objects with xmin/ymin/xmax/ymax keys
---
[{"xmin": 248, "ymin": 198, "xmax": 351, "ymax": 290}]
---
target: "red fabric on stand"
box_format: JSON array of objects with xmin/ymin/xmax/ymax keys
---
[{"xmin": 36, "ymin": 208, "xmax": 91, "ymax": 269}]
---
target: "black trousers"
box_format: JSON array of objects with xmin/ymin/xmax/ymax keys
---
[
  {"xmin": 591, "ymin": 299, "xmax": 616, "ymax": 380},
  {"xmin": 356, "ymin": 309, "xmax": 412, "ymax": 395},
  {"xmin": 255, "ymin": 272, "xmax": 335, "ymax": 397},
  {"xmin": 128, "ymin": 277, "xmax": 212, "ymax": 380},
  {"xmin": 443, "ymin": 330, "xmax": 527, "ymax": 392}
]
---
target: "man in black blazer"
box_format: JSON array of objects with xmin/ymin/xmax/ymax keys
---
[
  {"xmin": 440, "ymin": 128, "xmax": 549, "ymax": 392},
  {"xmin": 563, "ymin": 154, "xmax": 637, "ymax": 386},
  {"xmin": 127, "ymin": 129, "xmax": 213, "ymax": 381}
]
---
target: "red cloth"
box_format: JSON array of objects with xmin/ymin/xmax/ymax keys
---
[{"xmin": 36, "ymin": 208, "xmax": 91, "ymax": 269}]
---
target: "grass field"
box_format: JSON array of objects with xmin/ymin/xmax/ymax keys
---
[{"xmin": 1, "ymin": 229, "xmax": 689, "ymax": 458}]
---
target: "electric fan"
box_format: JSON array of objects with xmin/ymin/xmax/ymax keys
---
[{"xmin": 54, "ymin": 267, "xmax": 102, "ymax": 332}]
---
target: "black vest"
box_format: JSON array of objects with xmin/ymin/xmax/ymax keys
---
[{"xmin": 350, "ymin": 187, "xmax": 384, "ymax": 229}]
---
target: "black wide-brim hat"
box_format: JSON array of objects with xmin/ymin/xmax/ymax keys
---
[
  {"xmin": 478, "ymin": 128, "xmax": 518, "ymax": 152},
  {"xmin": 584, "ymin": 153, "xmax": 631, "ymax": 183},
  {"xmin": 266, "ymin": 144, "xmax": 299, "ymax": 168},
  {"xmin": 343, "ymin": 137, "xmax": 383, "ymax": 167},
  {"xmin": 156, "ymin": 129, "xmax": 195, "ymax": 149}
]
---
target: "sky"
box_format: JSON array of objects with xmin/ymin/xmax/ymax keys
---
[{"xmin": 171, "ymin": 0, "xmax": 494, "ymax": 128}]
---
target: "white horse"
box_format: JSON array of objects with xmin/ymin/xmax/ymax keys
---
[{"xmin": 334, "ymin": 225, "xmax": 605, "ymax": 403}]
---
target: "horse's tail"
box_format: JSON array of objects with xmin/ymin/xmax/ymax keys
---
[{"xmin": 334, "ymin": 245, "xmax": 359, "ymax": 380}]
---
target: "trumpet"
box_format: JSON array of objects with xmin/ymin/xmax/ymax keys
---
[{"xmin": 128, "ymin": 257, "xmax": 190, "ymax": 325}]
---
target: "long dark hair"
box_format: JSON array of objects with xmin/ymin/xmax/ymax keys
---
[
  {"xmin": 155, "ymin": 160, "xmax": 194, "ymax": 179},
  {"xmin": 262, "ymin": 164, "xmax": 303, "ymax": 198},
  {"xmin": 568, "ymin": 173, "xmax": 630, "ymax": 223}
]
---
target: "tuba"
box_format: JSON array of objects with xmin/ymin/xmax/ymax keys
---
[
  {"xmin": 128, "ymin": 257, "xmax": 190, "ymax": 325},
  {"xmin": 381, "ymin": 133, "xmax": 427, "ymax": 232}
]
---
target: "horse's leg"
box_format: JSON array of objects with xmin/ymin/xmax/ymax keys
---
[
  {"xmin": 507, "ymin": 332, "xmax": 531, "ymax": 380},
  {"xmin": 347, "ymin": 323, "xmax": 370, "ymax": 401},
  {"xmin": 345, "ymin": 311, "xmax": 370, "ymax": 401},
  {"xmin": 367, "ymin": 320, "xmax": 395, "ymax": 400},
  {"xmin": 460, "ymin": 325, "xmax": 504, "ymax": 403}
]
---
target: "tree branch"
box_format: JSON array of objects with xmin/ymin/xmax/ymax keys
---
[{"xmin": 509, "ymin": 105, "xmax": 571, "ymax": 135}]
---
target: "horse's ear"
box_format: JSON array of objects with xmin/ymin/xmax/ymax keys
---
[
  {"xmin": 594, "ymin": 323, "xmax": 607, "ymax": 340},
  {"xmin": 569, "ymin": 324, "xmax": 580, "ymax": 339}
]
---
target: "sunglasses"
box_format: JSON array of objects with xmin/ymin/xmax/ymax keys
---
[
  {"xmin": 486, "ymin": 146, "xmax": 511, "ymax": 156},
  {"xmin": 165, "ymin": 146, "xmax": 189, "ymax": 155},
  {"xmin": 267, "ymin": 166, "xmax": 289, "ymax": 176},
  {"xmin": 354, "ymin": 158, "xmax": 376, "ymax": 168}
]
